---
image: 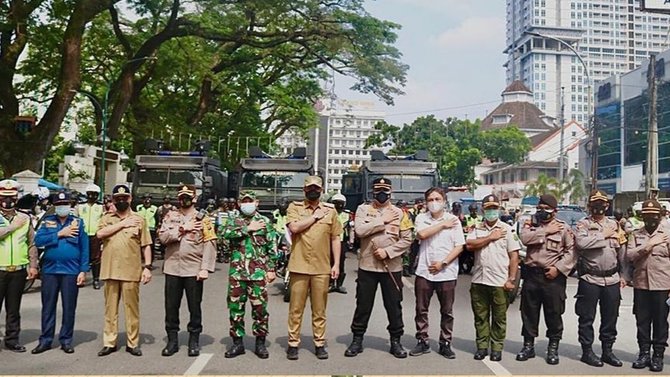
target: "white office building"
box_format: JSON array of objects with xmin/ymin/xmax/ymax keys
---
[{"xmin": 505, "ymin": 0, "xmax": 670, "ymax": 123}]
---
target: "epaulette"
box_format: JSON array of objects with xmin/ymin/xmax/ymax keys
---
[
  {"xmin": 291, "ymin": 201, "xmax": 304, "ymax": 206},
  {"xmin": 322, "ymin": 202, "xmax": 335, "ymax": 208},
  {"xmin": 554, "ymin": 218, "xmax": 567, "ymax": 224}
]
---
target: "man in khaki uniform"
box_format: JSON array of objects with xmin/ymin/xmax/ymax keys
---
[
  {"xmin": 285, "ymin": 176, "xmax": 342, "ymax": 361},
  {"xmin": 344, "ymin": 177, "xmax": 413, "ymax": 359},
  {"xmin": 573, "ymin": 190, "xmax": 627, "ymax": 368},
  {"xmin": 158, "ymin": 185, "xmax": 217, "ymax": 357},
  {"xmin": 627, "ymin": 199, "xmax": 670, "ymax": 372},
  {"xmin": 96, "ymin": 184, "xmax": 153, "ymax": 357},
  {"xmin": 516, "ymin": 194, "xmax": 576, "ymax": 365}
]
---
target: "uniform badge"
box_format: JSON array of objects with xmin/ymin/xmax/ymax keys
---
[{"xmin": 118, "ymin": 187, "xmax": 126, "ymax": 194}]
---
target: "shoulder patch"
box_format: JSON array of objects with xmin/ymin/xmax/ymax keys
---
[{"xmin": 322, "ymin": 202, "xmax": 335, "ymax": 208}]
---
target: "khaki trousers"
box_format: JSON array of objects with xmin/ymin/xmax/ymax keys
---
[
  {"xmin": 103, "ymin": 279, "xmax": 140, "ymax": 348},
  {"xmin": 288, "ymin": 273, "xmax": 330, "ymax": 347}
]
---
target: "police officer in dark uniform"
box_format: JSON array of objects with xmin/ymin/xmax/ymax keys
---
[
  {"xmin": 573, "ymin": 190, "xmax": 627, "ymax": 367},
  {"xmin": 627, "ymin": 199, "xmax": 670, "ymax": 372},
  {"xmin": 516, "ymin": 194, "xmax": 576, "ymax": 365}
]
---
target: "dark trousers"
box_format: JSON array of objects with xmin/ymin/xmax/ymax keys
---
[
  {"xmin": 89, "ymin": 236, "xmax": 101, "ymax": 280},
  {"xmin": 351, "ymin": 269, "xmax": 404, "ymax": 338},
  {"xmin": 415, "ymin": 276, "xmax": 456, "ymax": 343},
  {"xmin": 164, "ymin": 274, "xmax": 204, "ymax": 335},
  {"xmin": 520, "ymin": 270, "xmax": 567, "ymax": 340},
  {"xmin": 633, "ymin": 288, "xmax": 670, "ymax": 348},
  {"xmin": 575, "ymin": 279, "xmax": 620, "ymax": 346},
  {"xmin": 0, "ymin": 268, "xmax": 27, "ymax": 345},
  {"xmin": 39, "ymin": 274, "xmax": 79, "ymax": 346},
  {"xmin": 330, "ymin": 241, "xmax": 346, "ymax": 286}
]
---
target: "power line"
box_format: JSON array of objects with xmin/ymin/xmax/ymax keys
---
[{"xmin": 384, "ymin": 100, "xmax": 500, "ymax": 118}]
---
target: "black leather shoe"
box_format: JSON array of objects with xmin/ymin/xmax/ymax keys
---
[
  {"xmin": 286, "ymin": 346, "xmax": 299, "ymax": 360},
  {"xmin": 633, "ymin": 350, "xmax": 651, "ymax": 369},
  {"xmin": 601, "ymin": 342, "xmax": 622, "ymax": 367},
  {"xmin": 409, "ymin": 340, "xmax": 431, "ymax": 356},
  {"xmin": 390, "ymin": 337, "xmax": 407, "ymax": 359},
  {"xmin": 473, "ymin": 349, "xmax": 488, "ymax": 360},
  {"xmin": 490, "ymin": 351, "xmax": 502, "ymax": 362},
  {"xmin": 315, "ymin": 346, "xmax": 329, "ymax": 360},
  {"xmin": 188, "ymin": 333, "xmax": 200, "ymax": 357},
  {"xmin": 31, "ymin": 344, "xmax": 51, "ymax": 354},
  {"xmin": 162, "ymin": 343, "xmax": 178, "ymax": 357},
  {"xmin": 93, "ymin": 279, "xmax": 101, "ymax": 290},
  {"xmin": 438, "ymin": 342, "xmax": 456, "ymax": 359},
  {"xmin": 97, "ymin": 346, "xmax": 117, "ymax": 356},
  {"xmin": 125, "ymin": 346, "xmax": 142, "ymax": 356},
  {"xmin": 5, "ymin": 343, "xmax": 26, "ymax": 353},
  {"xmin": 61, "ymin": 344, "xmax": 74, "ymax": 354},
  {"xmin": 580, "ymin": 348, "xmax": 603, "ymax": 367}
]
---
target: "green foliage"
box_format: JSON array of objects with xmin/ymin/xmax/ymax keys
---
[
  {"xmin": 523, "ymin": 170, "xmax": 586, "ymax": 203},
  {"xmin": 480, "ymin": 125, "xmax": 532, "ymax": 165},
  {"xmin": 43, "ymin": 136, "xmax": 76, "ymax": 183}
]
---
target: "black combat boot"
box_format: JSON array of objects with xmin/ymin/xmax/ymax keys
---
[
  {"xmin": 344, "ymin": 335, "xmax": 363, "ymax": 357},
  {"xmin": 601, "ymin": 341, "xmax": 622, "ymax": 367},
  {"xmin": 224, "ymin": 337, "xmax": 245, "ymax": 358},
  {"xmin": 161, "ymin": 332, "xmax": 178, "ymax": 357},
  {"xmin": 516, "ymin": 338, "xmax": 535, "ymax": 361},
  {"xmin": 633, "ymin": 345, "xmax": 651, "ymax": 369},
  {"xmin": 188, "ymin": 333, "xmax": 200, "ymax": 357},
  {"xmin": 389, "ymin": 337, "xmax": 407, "ymax": 359},
  {"xmin": 255, "ymin": 337, "xmax": 269, "ymax": 359},
  {"xmin": 546, "ymin": 339, "xmax": 560, "ymax": 365},
  {"xmin": 650, "ymin": 346, "xmax": 665, "ymax": 372},
  {"xmin": 580, "ymin": 345, "xmax": 603, "ymax": 367}
]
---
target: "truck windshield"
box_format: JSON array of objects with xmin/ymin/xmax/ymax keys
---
[
  {"xmin": 368, "ymin": 174, "xmax": 435, "ymax": 191},
  {"xmin": 138, "ymin": 169, "xmax": 203, "ymax": 186},
  {"xmin": 241, "ymin": 171, "xmax": 310, "ymax": 190}
]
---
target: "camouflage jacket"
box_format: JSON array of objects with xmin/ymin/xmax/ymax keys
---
[{"xmin": 220, "ymin": 212, "xmax": 277, "ymax": 281}]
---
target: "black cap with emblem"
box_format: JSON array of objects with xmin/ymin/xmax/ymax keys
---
[
  {"xmin": 112, "ymin": 184, "xmax": 131, "ymax": 197},
  {"xmin": 372, "ymin": 177, "xmax": 392, "ymax": 190},
  {"xmin": 52, "ymin": 191, "xmax": 71, "ymax": 205}
]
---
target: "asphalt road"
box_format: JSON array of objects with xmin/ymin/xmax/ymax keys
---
[{"xmin": 0, "ymin": 252, "xmax": 660, "ymax": 375}]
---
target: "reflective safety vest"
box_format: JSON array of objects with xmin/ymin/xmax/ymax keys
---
[
  {"xmin": 78, "ymin": 203, "xmax": 104, "ymax": 236},
  {"xmin": 272, "ymin": 209, "xmax": 288, "ymax": 235},
  {"xmin": 137, "ymin": 205, "xmax": 158, "ymax": 230},
  {"xmin": 0, "ymin": 213, "xmax": 30, "ymax": 267}
]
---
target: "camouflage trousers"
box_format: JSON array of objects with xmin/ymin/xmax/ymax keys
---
[{"xmin": 227, "ymin": 278, "xmax": 269, "ymax": 338}]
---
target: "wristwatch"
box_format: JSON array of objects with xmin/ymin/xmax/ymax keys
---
[{"xmin": 143, "ymin": 264, "xmax": 154, "ymax": 271}]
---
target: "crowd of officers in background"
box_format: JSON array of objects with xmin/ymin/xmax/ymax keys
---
[{"xmin": 0, "ymin": 176, "xmax": 669, "ymax": 373}]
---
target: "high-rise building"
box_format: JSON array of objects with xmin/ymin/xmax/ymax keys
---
[{"xmin": 505, "ymin": 0, "xmax": 670, "ymax": 123}]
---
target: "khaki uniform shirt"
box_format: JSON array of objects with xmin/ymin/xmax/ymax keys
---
[
  {"xmin": 98, "ymin": 212, "xmax": 152, "ymax": 282},
  {"xmin": 626, "ymin": 226, "xmax": 670, "ymax": 290},
  {"xmin": 468, "ymin": 220, "xmax": 521, "ymax": 287},
  {"xmin": 287, "ymin": 201, "xmax": 342, "ymax": 275},
  {"xmin": 574, "ymin": 216, "xmax": 627, "ymax": 286},
  {"xmin": 520, "ymin": 218, "xmax": 576, "ymax": 276},
  {"xmin": 158, "ymin": 210, "xmax": 217, "ymax": 277},
  {"xmin": 354, "ymin": 203, "xmax": 413, "ymax": 273}
]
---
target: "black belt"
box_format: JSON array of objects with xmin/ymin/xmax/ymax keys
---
[
  {"xmin": 582, "ymin": 266, "xmax": 618, "ymax": 278},
  {"xmin": 523, "ymin": 265, "xmax": 547, "ymax": 274}
]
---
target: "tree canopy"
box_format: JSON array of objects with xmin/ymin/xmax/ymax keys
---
[{"xmin": 1, "ymin": 0, "xmax": 408, "ymax": 176}]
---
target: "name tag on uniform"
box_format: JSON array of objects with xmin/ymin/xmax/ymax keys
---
[{"xmin": 45, "ymin": 220, "xmax": 57, "ymax": 228}]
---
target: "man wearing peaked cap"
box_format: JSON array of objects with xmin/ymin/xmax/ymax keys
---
[
  {"xmin": 33, "ymin": 191, "xmax": 89, "ymax": 354},
  {"xmin": 0, "ymin": 179, "xmax": 38, "ymax": 352},
  {"xmin": 573, "ymin": 190, "xmax": 627, "ymax": 367},
  {"xmin": 516, "ymin": 192, "xmax": 576, "ymax": 365},
  {"xmin": 626, "ymin": 198, "xmax": 670, "ymax": 372}
]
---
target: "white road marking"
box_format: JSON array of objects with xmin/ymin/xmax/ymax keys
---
[
  {"xmin": 183, "ymin": 353, "xmax": 213, "ymax": 375},
  {"xmin": 402, "ymin": 276, "xmax": 414, "ymax": 289},
  {"xmin": 482, "ymin": 358, "xmax": 512, "ymax": 376}
]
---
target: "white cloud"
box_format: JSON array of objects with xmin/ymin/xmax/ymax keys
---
[{"xmin": 434, "ymin": 16, "xmax": 505, "ymax": 49}]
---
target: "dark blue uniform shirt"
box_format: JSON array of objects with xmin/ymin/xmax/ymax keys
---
[{"xmin": 35, "ymin": 214, "xmax": 90, "ymax": 275}]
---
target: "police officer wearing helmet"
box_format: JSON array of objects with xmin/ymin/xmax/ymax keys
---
[
  {"xmin": 136, "ymin": 194, "xmax": 158, "ymax": 252},
  {"xmin": 626, "ymin": 199, "xmax": 670, "ymax": 372},
  {"xmin": 0, "ymin": 179, "xmax": 38, "ymax": 352},
  {"xmin": 33, "ymin": 191, "xmax": 89, "ymax": 354},
  {"xmin": 516, "ymin": 194, "xmax": 576, "ymax": 365},
  {"xmin": 574, "ymin": 190, "xmax": 627, "ymax": 367},
  {"xmin": 78, "ymin": 183, "xmax": 104, "ymax": 289},
  {"xmin": 329, "ymin": 193, "xmax": 352, "ymax": 294}
]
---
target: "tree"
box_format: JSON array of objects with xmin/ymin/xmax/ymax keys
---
[
  {"xmin": 523, "ymin": 173, "xmax": 560, "ymax": 198},
  {"xmin": 480, "ymin": 125, "xmax": 532, "ymax": 165},
  {"xmin": 2, "ymin": 0, "xmax": 409, "ymax": 176}
]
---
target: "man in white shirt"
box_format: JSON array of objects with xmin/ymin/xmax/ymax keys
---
[
  {"xmin": 466, "ymin": 194, "xmax": 521, "ymax": 362},
  {"xmin": 410, "ymin": 187, "xmax": 465, "ymax": 359}
]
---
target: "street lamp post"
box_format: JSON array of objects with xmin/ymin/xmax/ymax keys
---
[{"xmin": 525, "ymin": 31, "xmax": 596, "ymax": 188}]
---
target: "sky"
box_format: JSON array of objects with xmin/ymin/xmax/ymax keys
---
[{"xmin": 337, "ymin": 0, "xmax": 508, "ymax": 125}]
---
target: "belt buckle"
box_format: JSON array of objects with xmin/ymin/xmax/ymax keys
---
[{"xmin": 6, "ymin": 265, "xmax": 16, "ymax": 272}]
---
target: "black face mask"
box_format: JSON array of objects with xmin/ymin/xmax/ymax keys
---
[
  {"xmin": 1, "ymin": 197, "xmax": 15, "ymax": 210},
  {"xmin": 536, "ymin": 209, "xmax": 554, "ymax": 223},
  {"xmin": 144, "ymin": 200, "xmax": 151, "ymax": 207},
  {"xmin": 334, "ymin": 203, "xmax": 344, "ymax": 212},
  {"xmin": 590, "ymin": 205, "xmax": 606, "ymax": 216},
  {"xmin": 305, "ymin": 190, "xmax": 321, "ymax": 201},
  {"xmin": 374, "ymin": 191, "xmax": 390, "ymax": 204},
  {"xmin": 180, "ymin": 196, "xmax": 194, "ymax": 208},
  {"xmin": 87, "ymin": 194, "xmax": 98, "ymax": 203},
  {"xmin": 115, "ymin": 201, "xmax": 130, "ymax": 212}
]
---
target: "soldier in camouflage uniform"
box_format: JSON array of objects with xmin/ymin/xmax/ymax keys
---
[{"xmin": 219, "ymin": 191, "xmax": 277, "ymax": 359}]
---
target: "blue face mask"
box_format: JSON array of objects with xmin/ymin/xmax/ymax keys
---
[
  {"xmin": 55, "ymin": 205, "xmax": 70, "ymax": 218},
  {"xmin": 484, "ymin": 209, "xmax": 499, "ymax": 222}
]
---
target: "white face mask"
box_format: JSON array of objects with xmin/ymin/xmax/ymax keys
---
[
  {"xmin": 55, "ymin": 205, "xmax": 70, "ymax": 218},
  {"xmin": 427, "ymin": 201, "xmax": 444, "ymax": 214},
  {"xmin": 240, "ymin": 202, "xmax": 257, "ymax": 216}
]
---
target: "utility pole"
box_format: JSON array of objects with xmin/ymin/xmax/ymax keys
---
[
  {"xmin": 646, "ymin": 54, "xmax": 659, "ymax": 199},
  {"xmin": 559, "ymin": 87, "xmax": 565, "ymax": 183}
]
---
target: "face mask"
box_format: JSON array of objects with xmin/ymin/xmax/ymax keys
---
[
  {"xmin": 115, "ymin": 201, "xmax": 130, "ymax": 212},
  {"xmin": 87, "ymin": 194, "xmax": 97, "ymax": 202},
  {"xmin": 590, "ymin": 204, "xmax": 606, "ymax": 216},
  {"xmin": 305, "ymin": 190, "xmax": 321, "ymax": 201},
  {"xmin": 55, "ymin": 205, "xmax": 70, "ymax": 218},
  {"xmin": 536, "ymin": 209, "xmax": 554, "ymax": 223},
  {"xmin": 1, "ymin": 197, "xmax": 15, "ymax": 210},
  {"xmin": 374, "ymin": 191, "xmax": 389, "ymax": 204},
  {"xmin": 484, "ymin": 209, "xmax": 499, "ymax": 222},
  {"xmin": 334, "ymin": 203, "xmax": 344, "ymax": 212},
  {"xmin": 427, "ymin": 201, "xmax": 444, "ymax": 214},
  {"xmin": 240, "ymin": 203, "xmax": 257, "ymax": 216},
  {"xmin": 144, "ymin": 200, "xmax": 151, "ymax": 206},
  {"xmin": 180, "ymin": 196, "xmax": 194, "ymax": 208}
]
